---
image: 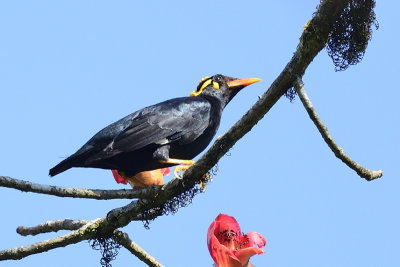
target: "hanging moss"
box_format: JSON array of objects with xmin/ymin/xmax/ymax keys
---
[
  {"xmin": 89, "ymin": 237, "xmax": 121, "ymax": 267},
  {"xmin": 138, "ymin": 167, "xmax": 218, "ymax": 229},
  {"xmin": 326, "ymin": 0, "xmax": 379, "ymax": 71}
]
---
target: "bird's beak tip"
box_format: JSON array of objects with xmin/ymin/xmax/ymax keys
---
[{"xmin": 227, "ymin": 78, "xmax": 261, "ymax": 88}]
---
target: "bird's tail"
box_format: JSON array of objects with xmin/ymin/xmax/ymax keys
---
[{"xmin": 49, "ymin": 158, "xmax": 74, "ymax": 177}]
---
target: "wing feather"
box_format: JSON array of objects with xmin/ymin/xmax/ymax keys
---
[{"xmin": 84, "ymin": 97, "xmax": 211, "ymax": 163}]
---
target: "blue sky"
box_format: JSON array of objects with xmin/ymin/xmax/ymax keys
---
[{"xmin": 1, "ymin": 1, "xmax": 399, "ymax": 266}]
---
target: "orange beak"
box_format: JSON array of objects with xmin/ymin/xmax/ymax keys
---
[{"xmin": 227, "ymin": 78, "xmax": 261, "ymax": 88}]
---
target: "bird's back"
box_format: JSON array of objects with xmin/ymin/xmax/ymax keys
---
[{"xmin": 49, "ymin": 96, "xmax": 217, "ymax": 176}]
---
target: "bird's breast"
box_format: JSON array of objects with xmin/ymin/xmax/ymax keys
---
[{"xmin": 170, "ymin": 102, "xmax": 222, "ymax": 160}]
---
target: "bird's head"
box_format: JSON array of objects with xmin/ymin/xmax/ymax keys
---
[{"xmin": 190, "ymin": 74, "xmax": 261, "ymax": 107}]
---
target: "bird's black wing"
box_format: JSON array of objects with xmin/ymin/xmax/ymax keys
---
[{"xmin": 84, "ymin": 97, "xmax": 212, "ymax": 163}]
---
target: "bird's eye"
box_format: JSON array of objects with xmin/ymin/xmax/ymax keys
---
[
  {"xmin": 215, "ymin": 75, "xmax": 222, "ymax": 82},
  {"xmin": 211, "ymin": 75, "xmax": 222, "ymax": 90}
]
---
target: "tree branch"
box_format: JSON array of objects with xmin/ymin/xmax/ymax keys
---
[
  {"xmin": 13, "ymin": 219, "xmax": 164, "ymax": 267},
  {"xmin": 0, "ymin": 176, "xmax": 159, "ymax": 200},
  {"xmin": 293, "ymin": 76, "xmax": 383, "ymax": 181},
  {"xmin": 0, "ymin": 218, "xmax": 102, "ymax": 260},
  {"xmin": 112, "ymin": 230, "xmax": 163, "ymax": 267},
  {"xmin": 0, "ymin": 193, "xmax": 170, "ymax": 262},
  {"xmin": 16, "ymin": 219, "xmax": 89, "ymax": 236},
  {"xmin": 0, "ymin": 200, "xmax": 152, "ymax": 260}
]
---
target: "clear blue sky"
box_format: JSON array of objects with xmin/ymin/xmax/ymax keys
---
[{"xmin": 1, "ymin": 1, "xmax": 399, "ymax": 266}]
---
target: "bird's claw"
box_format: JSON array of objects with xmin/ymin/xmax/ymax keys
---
[
  {"xmin": 173, "ymin": 165, "xmax": 190, "ymax": 179},
  {"xmin": 172, "ymin": 163, "xmax": 212, "ymax": 191},
  {"xmin": 199, "ymin": 173, "xmax": 212, "ymax": 192}
]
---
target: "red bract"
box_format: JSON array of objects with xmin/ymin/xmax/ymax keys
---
[{"xmin": 207, "ymin": 214, "xmax": 266, "ymax": 267}]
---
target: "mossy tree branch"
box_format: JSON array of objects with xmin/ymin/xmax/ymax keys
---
[{"xmin": 3, "ymin": 217, "xmax": 163, "ymax": 267}]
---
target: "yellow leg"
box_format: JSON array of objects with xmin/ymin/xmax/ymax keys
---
[
  {"xmin": 158, "ymin": 158, "xmax": 212, "ymax": 190},
  {"xmin": 159, "ymin": 158, "xmax": 195, "ymax": 178},
  {"xmin": 159, "ymin": 159, "xmax": 195, "ymax": 165}
]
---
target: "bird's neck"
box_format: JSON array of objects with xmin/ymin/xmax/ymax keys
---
[{"xmin": 201, "ymin": 95, "xmax": 226, "ymax": 113}]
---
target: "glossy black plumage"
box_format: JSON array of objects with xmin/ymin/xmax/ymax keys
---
[{"xmin": 49, "ymin": 74, "xmax": 260, "ymax": 177}]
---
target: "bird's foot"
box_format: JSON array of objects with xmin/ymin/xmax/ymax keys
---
[
  {"xmin": 173, "ymin": 165, "xmax": 190, "ymax": 179},
  {"xmin": 159, "ymin": 159, "xmax": 195, "ymax": 179},
  {"xmin": 199, "ymin": 173, "xmax": 213, "ymax": 192}
]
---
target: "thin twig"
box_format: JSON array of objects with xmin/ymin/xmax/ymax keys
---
[
  {"xmin": 113, "ymin": 230, "xmax": 163, "ymax": 267},
  {"xmin": 0, "ymin": 176, "xmax": 158, "ymax": 200},
  {"xmin": 17, "ymin": 219, "xmax": 89, "ymax": 236},
  {"xmin": 0, "ymin": 219, "xmax": 102, "ymax": 260},
  {"xmin": 293, "ymin": 76, "xmax": 383, "ymax": 181}
]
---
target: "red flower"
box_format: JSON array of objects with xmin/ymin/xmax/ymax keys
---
[
  {"xmin": 112, "ymin": 168, "xmax": 170, "ymax": 188},
  {"xmin": 207, "ymin": 214, "xmax": 266, "ymax": 267}
]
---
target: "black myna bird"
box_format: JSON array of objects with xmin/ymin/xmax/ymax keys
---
[{"xmin": 49, "ymin": 74, "xmax": 260, "ymax": 179}]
